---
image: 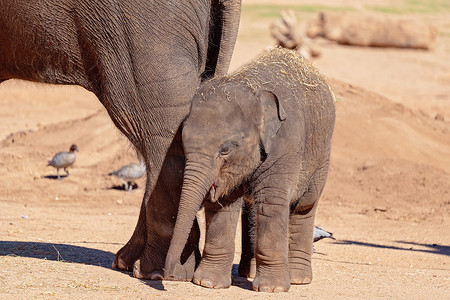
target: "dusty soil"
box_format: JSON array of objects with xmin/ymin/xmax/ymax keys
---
[{"xmin": 1, "ymin": 1, "xmax": 449, "ymax": 298}]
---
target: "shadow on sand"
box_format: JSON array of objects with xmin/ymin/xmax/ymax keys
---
[
  {"xmin": 108, "ymin": 183, "xmax": 139, "ymax": 191},
  {"xmin": 43, "ymin": 174, "xmax": 68, "ymax": 180},
  {"xmin": 0, "ymin": 241, "xmax": 167, "ymax": 290},
  {"xmin": 334, "ymin": 240, "xmax": 450, "ymax": 257},
  {"xmin": 0, "ymin": 241, "xmax": 115, "ymax": 267}
]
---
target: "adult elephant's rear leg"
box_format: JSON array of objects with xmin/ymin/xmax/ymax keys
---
[
  {"xmin": 114, "ymin": 129, "xmax": 201, "ymax": 280},
  {"xmin": 289, "ymin": 166, "xmax": 329, "ymax": 284},
  {"xmin": 111, "ymin": 135, "xmax": 174, "ymax": 274},
  {"xmin": 112, "ymin": 198, "xmax": 147, "ymax": 271}
]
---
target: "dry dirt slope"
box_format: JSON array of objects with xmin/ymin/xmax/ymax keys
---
[{"xmin": 0, "ymin": 75, "xmax": 449, "ymax": 298}]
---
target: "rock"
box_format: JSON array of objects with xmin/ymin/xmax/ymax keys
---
[{"xmin": 270, "ymin": 10, "xmax": 321, "ymax": 59}]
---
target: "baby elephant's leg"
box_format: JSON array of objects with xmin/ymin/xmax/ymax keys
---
[
  {"xmin": 193, "ymin": 196, "xmax": 242, "ymax": 289},
  {"xmin": 289, "ymin": 165, "xmax": 329, "ymax": 284},
  {"xmin": 289, "ymin": 206, "xmax": 316, "ymax": 284},
  {"xmin": 252, "ymin": 187, "xmax": 291, "ymax": 292}
]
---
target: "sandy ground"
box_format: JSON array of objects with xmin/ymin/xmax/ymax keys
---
[{"xmin": 1, "ymin": 1, "xmax": 449, "ymax": 298}]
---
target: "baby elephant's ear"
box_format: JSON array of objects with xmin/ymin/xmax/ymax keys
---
[{"xmin": 256, "ymin": 89, "xmax": 286, "ymax": 154}]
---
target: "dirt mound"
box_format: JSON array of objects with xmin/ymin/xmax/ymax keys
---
[{"xmin": 322, "ymin": 79, "xmax": 450, "ymax": 224}]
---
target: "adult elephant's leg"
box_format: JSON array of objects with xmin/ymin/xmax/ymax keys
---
[
  {"xmin": 113, "ymin": 119, "xmax": 202, "ymax": 279},
  {"xmin": 193, "ymin": 195, "xmax": 242, "ymax": 288},
  {"xmin": 133, "ymin": 129, "xmax": 201, "ymax": 280},
  {"xmin": 108, "ymin": 79, "xmax": 201, "ymax": 278},
  {"xmin": 96, "ymin": 55, "xmax": 201, "ymax": 277},
  {"xmin": 113, "ymin": 129, "xmax": 202, "ymax": 280},
  {"xmin": 289, "ymin": 165, "xmax": 328, "ymax": 284},
  {"xmin": 112, "ymin": 197, "xmax": 147, "ymax": 271},
  {"xmin": 238, "ymin": 196, "xmax": 256, "ymax": 278}
]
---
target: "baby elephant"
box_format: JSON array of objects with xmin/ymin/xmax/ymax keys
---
[{"xmin": 165, "ymin": 47, "xmax": 336, "ymax": 292}]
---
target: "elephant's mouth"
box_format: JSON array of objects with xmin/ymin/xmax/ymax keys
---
[
  {"xmin": 209, "ymin": 182, "xmax": 218, "ymax": 202},
  {"xmin": 208, "ymin": 177, "xmax": 246, "ymax": 204},
  {"xmin": 209, "ymin": 177, "xmax": 224, "ymax": 203}
]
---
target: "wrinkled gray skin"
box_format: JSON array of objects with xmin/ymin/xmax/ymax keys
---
[
  {"xmin": 0, "ymin": 0, "xmax": 241, "ymax": 280},
  {"xmin": 165, "ymin": 48, "xmax": 335, "ymax": 292}
]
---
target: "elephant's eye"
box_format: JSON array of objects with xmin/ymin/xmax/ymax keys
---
[{"xmin": 219, "ymin": 141, "xmax": 238, "ymax": 156}]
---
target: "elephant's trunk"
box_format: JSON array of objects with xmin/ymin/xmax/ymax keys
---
[{"xmin": 164, "ymin": 160, "xmax": 214, "ymax": 279}]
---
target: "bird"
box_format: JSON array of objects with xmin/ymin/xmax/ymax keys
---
[
  {"xmin": 314, "ymin": 226, "xmax": 335, "ymax": 242},
  {"xmin": 109, "ymin": 162, "xmax": 146, "ymax": 191},
  {"xmin": 47, "ymin": 144, "xmax": 79, "ymax": 180}
]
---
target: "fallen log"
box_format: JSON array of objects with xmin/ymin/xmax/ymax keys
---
[{"xmin": 307, "ymin": 12, "xmax": 436, "ymax": 50}]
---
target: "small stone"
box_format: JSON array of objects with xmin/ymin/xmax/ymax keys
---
[
  {"xmin": 434, "ymin": 113, "xmax": 444, "ymax": 121},
  {"xmin": 116, "ymin": 199, "xmax": 123, "ymax": 205},
  {"xmin": 22, "ymin": 215, "xmax": 28, "ymax": 219}
]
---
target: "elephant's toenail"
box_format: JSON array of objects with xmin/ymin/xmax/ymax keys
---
[
  {"xmin": 151, "ymin": 273, "xmax": 163, "ymax": 280},
  {"xmin": 201, "ymin": 280, "xmax": 213, "ymax": 288},
  {"xmin": 193, "ymin": 277, "xmax": 201, "ymax": 285},
  {"xmin": 116, "ymin": 258, "xmax": 127, "ymax": 270},
  {"xmin": 133, "ymin": 270, "xmax": 143, "ymax": 279},
  {"xmin": 273, "ymin": 286, "xmax": 285, "ymax": 293},
  {"xmin": 302, "ymin": 276, "xmax": 312, "ymax": 284},
  {"xmin": 213, "ymin": 284, "xmax": 224, "ymax": 289},
  {"xmin": 259, "ymin": 286, "xmax": 272, "ymax": 293}
]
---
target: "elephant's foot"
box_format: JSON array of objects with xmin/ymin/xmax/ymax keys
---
[
  {"xmin": 132, "ymin": 249, "xmax": 166, "ymax": 280},
  {"xmin": 252, "ymin": 265, "xmax": 291, "ymax": 293},
  {"xmin": 290, "ymin": 265, "xmax": 312, "ymax": 284},
  {"xmin": 113, "ymin": 198, "xmax": 148, "ymax": 271},
  {"xmin": 133, "ymin": 259, "xmax": 164, "ymax": 280},
  {"xmin": 238, "ymin": 257, "xmax": 256, "ymax": 278},
  {"xmin": 112, "ymin": 237, "xmax": 145, "ymax": 271},
  {"xmin": 192, "ymin": 258, "xmax": 232, "ymax": 289},
  {"xmin": 289, "ymin": 262, "xmax": 312, "ymax": 284},
  {"xmin": 163, "ymin": 250, "xmax": 198, "ymax": 282},
  {"xmin": 112, "ymin": 230, "xmax": 169, "ymax": 279}
]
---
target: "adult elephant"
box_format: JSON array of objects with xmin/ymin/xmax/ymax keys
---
[{"xmin": 0, "ymin": 0, "xmax": 241, "ymax": 280}]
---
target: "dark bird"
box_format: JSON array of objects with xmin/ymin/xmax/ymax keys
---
[
  {"xmin": 47, "ymin": 144, "xmax": 79, "ymax": 180},
  {"xmin": 314, "ymin": 226, "xmax": 335, "ymax": 242},
  {"xmin": 109, "ymin": 162, "xmax": 146, "ymax": 191}
]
